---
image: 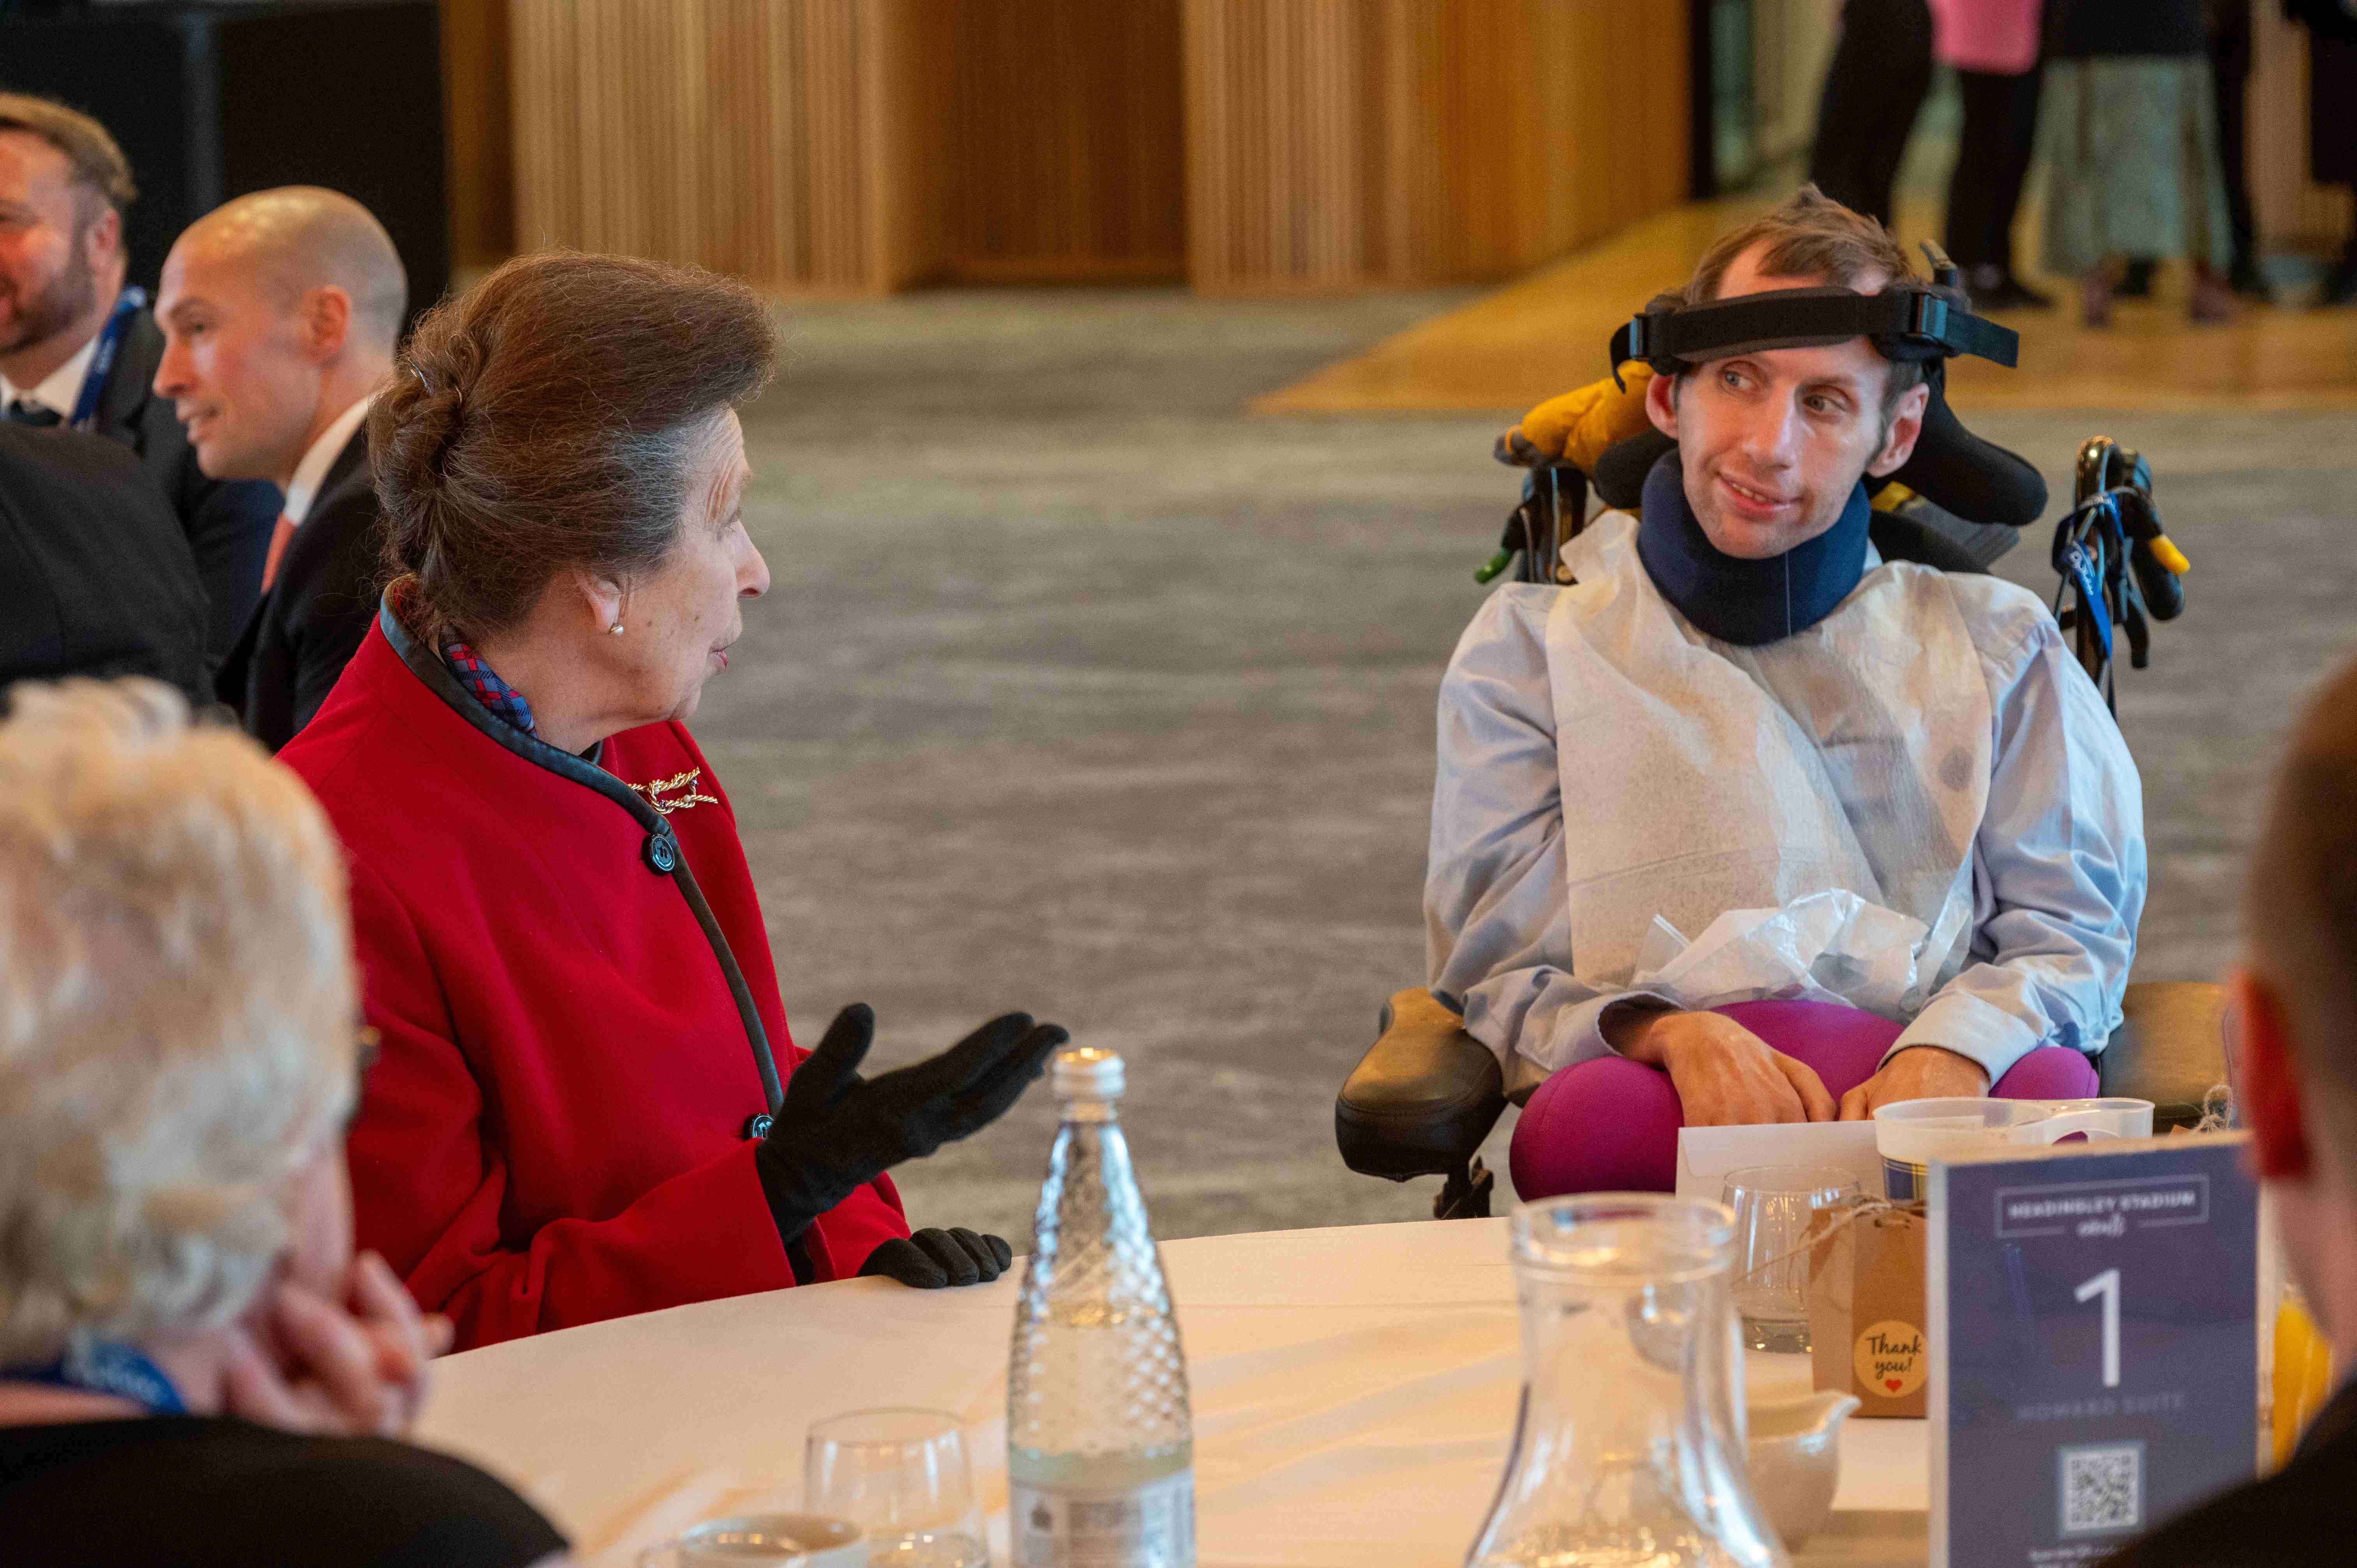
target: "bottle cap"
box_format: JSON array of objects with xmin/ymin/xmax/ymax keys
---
[{"xmin": 1050, "ymin": 1045, "xmax": 1124, "ymax": 1101}]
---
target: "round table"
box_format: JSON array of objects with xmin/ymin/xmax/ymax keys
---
[{"xmin": 417, "ymin": 1218, "xmax": 1929, "ymax": 1567}]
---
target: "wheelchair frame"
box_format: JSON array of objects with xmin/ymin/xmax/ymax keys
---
[{"xmin": 1338, "ymin": 433, "xmax": 2214, "ymax": 1219}]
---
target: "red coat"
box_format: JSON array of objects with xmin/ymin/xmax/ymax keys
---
[{"xmin": 281, "ymin": 611, "xmax": 908, "ymax": 1348}]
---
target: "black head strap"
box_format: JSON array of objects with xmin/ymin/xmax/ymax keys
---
[{"xmin": 1608, "ymin": 251, "xmax": 2019, "ymax": 390}]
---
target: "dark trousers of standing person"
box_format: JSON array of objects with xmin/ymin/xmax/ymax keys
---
[
  {"xmin": 1944, "ymin": 68, "xmax": 2044, "ymax": 288},
  {"xmin": 2209, "ymin": 0, "xmax": 2261, "ymax": 289},
  {"xmin": 2311, "ymin": 30, "xmax": 2357, "ymax": 301},
  {"xmin": 1808, "ymin": 0, "xmax": 1935, "ymax": 229}
]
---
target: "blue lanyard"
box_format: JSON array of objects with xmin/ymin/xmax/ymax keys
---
[
  {"xmin": 4, "ymin": 1337, "xmax": 187, "ymax": 1415},
  {"xmin": 66, "ymin": 286, "xmax": 147, "ymax": 433}
]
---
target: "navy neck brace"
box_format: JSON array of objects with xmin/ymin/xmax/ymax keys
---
[{"xmin": 1634, "ymin": 452, "xmax": 1873, "ymax": 647}]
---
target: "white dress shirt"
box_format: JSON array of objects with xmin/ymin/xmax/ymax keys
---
[
  {"xmin": 0, "ymin": 333, "xmax": 99, "ymax": 422},
  {"xmin": 281, "ymin": 393, "xmax": 375, "ymax": 526}
]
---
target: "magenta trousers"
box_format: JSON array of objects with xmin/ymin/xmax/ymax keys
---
[{"xmin": 1508, "ymin": 998, "xmax": 2101, "ymax": 1199}]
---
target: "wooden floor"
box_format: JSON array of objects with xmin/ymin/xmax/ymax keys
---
[{"xmin": 1253, "ymin": 196, "xmax": 2357, "ymax": 415}]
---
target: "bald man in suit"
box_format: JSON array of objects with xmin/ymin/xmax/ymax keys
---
[{"xmin": 152, "ymin": 188, "xmax": 403, "ymax": 751}]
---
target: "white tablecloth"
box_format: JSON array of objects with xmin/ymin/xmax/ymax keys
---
[{"xmin": 417, "ymin": 1219, "xmax": 1928, "ymax": 1567}]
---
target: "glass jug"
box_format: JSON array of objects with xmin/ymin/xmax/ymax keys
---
[{"xmin": 1467, "ymin": 1194, "xmax": 1788, "ymax": 1568}]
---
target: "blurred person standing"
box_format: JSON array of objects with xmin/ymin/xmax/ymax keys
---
[
  {"xmin": 2114, "ymin": 0, "xmax": 2270, "ymax": 302},
  {"xmin": 281, "ymin": 252, "xmax": 1062, "ymax": 1349},
  {"xmin": 2100, "ymin": 656, "xmax": 2357, "ymax": 1563},
  {"xmin": 153, "ymin": 188, "xmax": 402, "ymax": 751},
  {"xmin": 0, "ymin": 679, "xmax": 569, "ymax": 1565},
  {"xmin": 2040, "ymin": 0, "xmax": 2239, "ymax": 324},
  {"xmin": 1808, "ymin": 0, "xmax": 1938, "ymax": 230},
  {"xmin": 2203, "ymin": 0, "xmax": 2268, "ymax": 298},
  {"xmin": 2285, "ymin": 0, "xmax": 2357, "ymax": 306},
  {"xmin": 0, "ymin": 94, "xmax": 279, "ymax": 667},
  {"xmin": 1933, "ymin": 0, "xmax": 2056, "ymax": 308}
]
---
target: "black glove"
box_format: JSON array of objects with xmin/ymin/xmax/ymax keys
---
[
  {"xmin": 861, "ymin": 1228, "xmax": 1015, "ymax": 1289},
  {"xmin": 755, "ymin": 1003, "xmax": 1066, "ymax": 1248}
]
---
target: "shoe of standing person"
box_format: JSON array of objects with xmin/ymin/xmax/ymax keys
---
[
  {"xmin": 2116, "ymin": 258, "xmax": 2158, "ymax": 298},
  {"xmin": 2320, "ymin": 238, "xmax": 2357, "ymax": 308},
  {"xmin": 2189, "ymin": 265, "xmax": 2240, "ymax": 323},
  {"xmin": 1966, "ymin": 263, "xmax": 2055, "ymax": 311},
  {"xmin": 2081, "ymin": 267, "xmax": 2115, "ymax": 328}
]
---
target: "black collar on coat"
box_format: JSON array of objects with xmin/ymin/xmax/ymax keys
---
[
  {"xmin": 378, "ymin": 593, "xmax": 629, "ymax": 810},
  {"xmin": 377, "ymin": 594, "xmax": 786, "ymax": 1117}
]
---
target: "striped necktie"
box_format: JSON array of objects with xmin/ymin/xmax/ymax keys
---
[{"xmin": 4, "ymin": 399, "xmax": 62, "ymax": 427}]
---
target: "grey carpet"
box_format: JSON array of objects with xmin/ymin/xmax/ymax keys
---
[{"xmin": 699, "ymin": 285, "xmax": 2357, "ymax": 1247}]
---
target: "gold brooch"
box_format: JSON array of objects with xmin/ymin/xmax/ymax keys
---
[{"xmin": 628, "ymin": 767, "xmax": 719, "ymax": 816}]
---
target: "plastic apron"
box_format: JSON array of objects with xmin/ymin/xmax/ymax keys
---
[{"xmin": 1545, "ymin": 513, "xmax": 1992, "ymax": 1018}]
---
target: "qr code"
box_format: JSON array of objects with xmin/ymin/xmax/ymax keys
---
[{"xmin": 2058, "ymin": 1442, "xmax": 2143, "ymax": 1536}]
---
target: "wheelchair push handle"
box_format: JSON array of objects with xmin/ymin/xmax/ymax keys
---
[
  {"xmin": 2053, "ymin": 436, "xmax": 2194, "ymax": 705},
  {"xmin": 2075, "ymin": 439, "xmax": 2188, "ymax": 623}
]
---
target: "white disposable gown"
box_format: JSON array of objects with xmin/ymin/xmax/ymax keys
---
[{"xmin": 1425, "ymin": 510, "xmax": 2146, "ymax": 1096}]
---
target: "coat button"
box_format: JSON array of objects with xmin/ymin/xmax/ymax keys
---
[
  {"xmin": 743, "ymin": 1112, "xmax": 774, "ymax": 1140},
  {"xmin": 643, "ymin": 832, "xmax": 678, "ymax": 874}
]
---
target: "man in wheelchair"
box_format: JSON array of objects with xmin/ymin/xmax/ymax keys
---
[{"xmin": 1422, "ymin": 189, "xmax": 2145, "ymax": 1194}]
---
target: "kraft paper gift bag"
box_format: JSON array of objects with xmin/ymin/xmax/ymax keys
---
[{"xmin": 1807, "ymin": 1201, "xmax": 1929, "ymax": 1418}]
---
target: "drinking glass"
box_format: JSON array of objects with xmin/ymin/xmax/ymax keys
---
[
  {"xmin": 1722, "ymin": 1164, "xmax": 1860, "ymax": 1354},
  {"xmin": 804, "ymin": 1408, "xmax": 988, "ymax": 1568}
]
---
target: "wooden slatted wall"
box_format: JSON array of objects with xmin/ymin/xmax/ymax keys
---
[
  {"xmin": 441, "ymin": 0, "xmax": 515, "ymax": 268},
  {"xmin": 1184, "ymin": 0, "xmax": 1379, "ymax": 289},
  {"xmin": 1184, "ymin": 0, "xmax": 1692, "ymax": 291},
  {"xmin": 506, "ymin": 0, "xmax": 1689, "ymax": 293},
  {"xmin": 933, "ymin": 0, "xmax": 1188, "ymax": 284},
  {"xmin": 510, "ymin": 0, "xmax": 880, "ymax": 291},
  {"xmin": 508, "ymin": 0, "xmax": 1186, "ymax": 291}
]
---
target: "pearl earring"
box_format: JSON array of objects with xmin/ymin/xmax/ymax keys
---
[{"xmin": 607, "ymin": 622, "xmax": 625, "ymax": 635}]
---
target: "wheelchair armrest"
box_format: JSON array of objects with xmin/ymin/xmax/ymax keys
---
[
  {"xmin": 1336, "ymin": 988, "xmax": 1509, "ymax": 1181},
  {"xmin": 2098, "ymin": 980, "xmax": 2228, "ymax": 1130}
]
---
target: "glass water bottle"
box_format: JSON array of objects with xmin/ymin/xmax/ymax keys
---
[
  {"xmin": 1007, "ymin": 1047, "xmax": 1194, "ymax": 1568},
  {"xmin": 1468, "ymin": 1194, "xmax": 1788, "ymax": 1568}
]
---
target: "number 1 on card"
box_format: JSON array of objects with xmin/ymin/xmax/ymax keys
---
[{"xmin": 2075, "ymin": 1268, "xmax": 2122, "ymax": 1390}]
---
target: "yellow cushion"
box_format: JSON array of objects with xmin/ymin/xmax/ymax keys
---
[{"xmin": 1500, "ymin": 368, "xmax": 1657, "ymax": 475}]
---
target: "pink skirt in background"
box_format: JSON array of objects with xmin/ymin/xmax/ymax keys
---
[{"xmin": 1928, "ymin": 0, "xmax": 2042, "ymax": 73}]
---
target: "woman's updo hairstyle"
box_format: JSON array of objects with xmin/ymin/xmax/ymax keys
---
[{"xmin": 371, "ymin": 251, "xmax": 777, "ymax": 640}]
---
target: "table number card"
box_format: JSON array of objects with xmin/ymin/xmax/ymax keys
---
[{"xmin": 1927, "ymin": 1134, "xmax": 2260, "ymax": 1568}]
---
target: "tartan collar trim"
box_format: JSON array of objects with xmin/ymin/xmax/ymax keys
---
[
  {"xmin": 380, "ymin": 593, "xmax": 714, "ymax": 823},
  {"xmin": 437, "ymin": 631, "xmax": 536, "ymax": 735},
  {"xmin": 378, "ymin": 593, "xmax": 638, "ymax": 821}
]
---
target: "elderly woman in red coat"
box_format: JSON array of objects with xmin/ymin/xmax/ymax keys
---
[{"xmin": 279, "ymin": 253, "xmax": 1064, "ymax": 1349}]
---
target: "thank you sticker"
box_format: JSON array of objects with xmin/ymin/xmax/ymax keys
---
[
  {"xmin": 1927, "ymin": 1135, "xmax": 2259, "ymax": 1568},
  {"xmin": 1855, "ymin": 1319, "xmax": 1927, "ymax": 1400}
]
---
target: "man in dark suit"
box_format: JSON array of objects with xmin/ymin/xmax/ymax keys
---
[
  {"xmin": 0, "ymin": 422, "xmax": 211, "ymax": 708},
  {"xmin": 152, "ymin": 187, "xmax": 401, "ymax": 752},
  {"xmin": 2101, "ymin": 655, "xmax": 2357, "ymax": 1566},
  {"xmin": 0, "ymin": 92, "xmax": 279, "ymax": 668}
]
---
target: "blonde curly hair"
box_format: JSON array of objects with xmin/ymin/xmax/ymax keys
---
[{"xmin": 0, "ymin": 680, "xmax": 357, "ymax": 1365}]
